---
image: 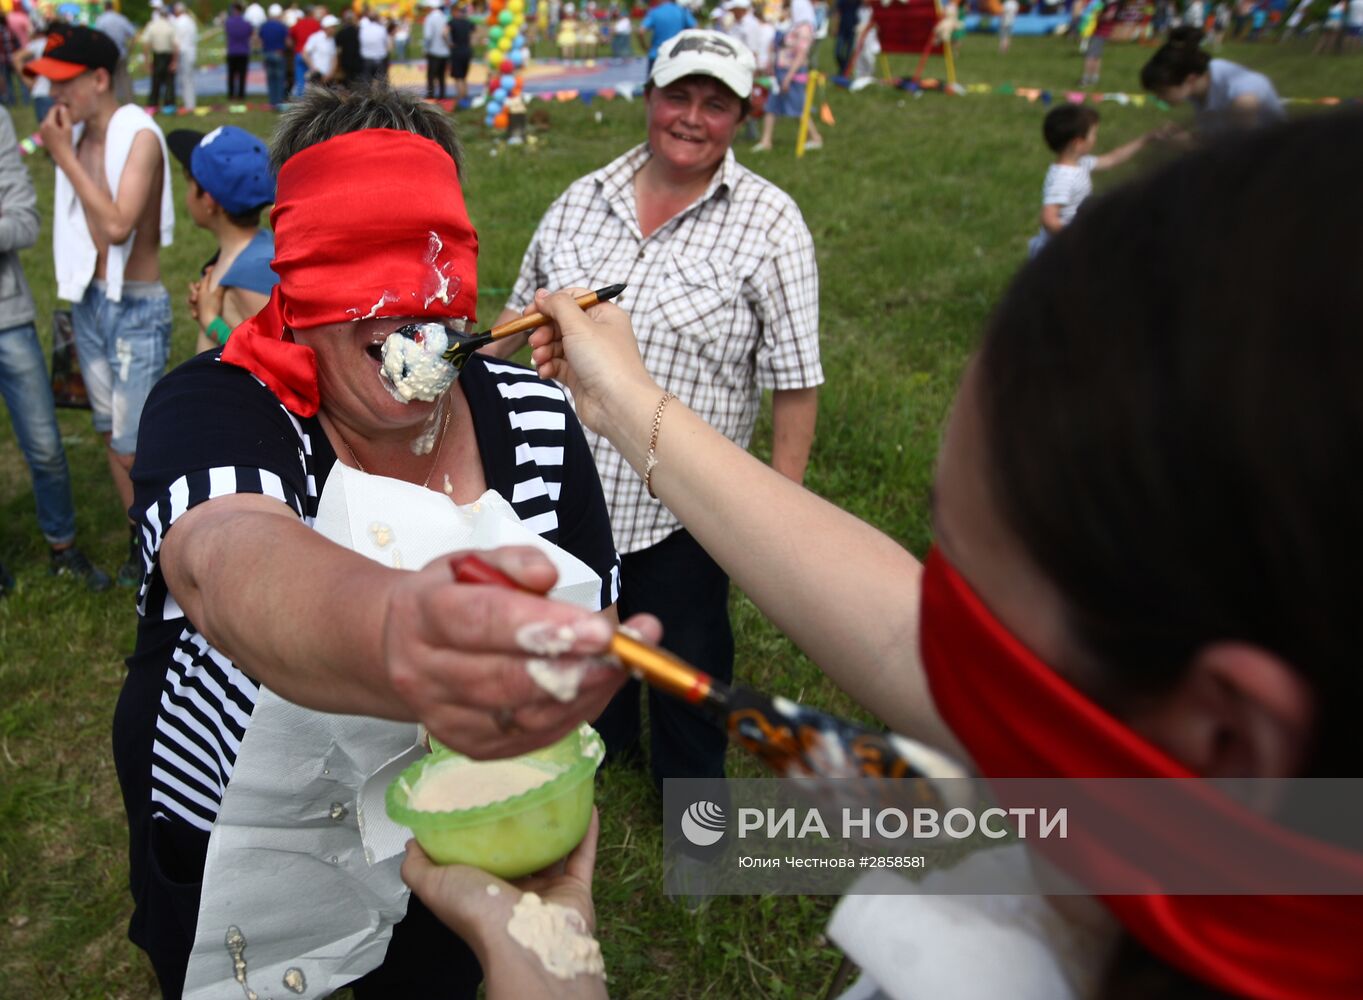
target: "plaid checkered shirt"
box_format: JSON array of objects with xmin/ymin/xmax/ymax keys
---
[{"xmin": 509, "ymin": 142, "xmax": 824, "ymax": 554}]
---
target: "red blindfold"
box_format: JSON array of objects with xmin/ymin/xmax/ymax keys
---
[
  {"xmin": 919, "ymin": 547, "xmax": 1363, "ymax": 999},
  {"xmin": 222, "ymin": 129, "xmax": 478, "ymax": 417}
]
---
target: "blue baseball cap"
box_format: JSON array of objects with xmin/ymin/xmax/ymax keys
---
[{"xmin": 168, "ymin": 126, "xmax": 276, "ymax": 215}]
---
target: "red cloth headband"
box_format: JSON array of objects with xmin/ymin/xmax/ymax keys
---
[
  {"xmin": 222, "ymin": 129, "xmax": 479, "ymax": 416},
  {"xmin": 919, "ymin": 547, "xmax": 1363, "ymax": 999}
]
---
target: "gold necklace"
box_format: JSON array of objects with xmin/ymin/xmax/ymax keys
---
[{"xmin": 334, "ymin": 409, "xmax": 452, "ymax": 489}]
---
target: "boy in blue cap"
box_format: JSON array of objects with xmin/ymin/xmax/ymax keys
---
[{"xmin": 167, "ymin": 126, "xmax": 278, "ymax": 353}]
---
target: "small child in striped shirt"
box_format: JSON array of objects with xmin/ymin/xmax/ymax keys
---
[{"xmin": 1029, "ymin": 104, "xmax": 1163, "ymax": 258}]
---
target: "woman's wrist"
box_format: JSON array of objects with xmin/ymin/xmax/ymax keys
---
[
  {"xmin": 479, "ymin": 924, "xmax": 609, "ymax": 1000},
  {"xmin": 594, "ymin": 377, "xmax": 666, "ymax": 467}
]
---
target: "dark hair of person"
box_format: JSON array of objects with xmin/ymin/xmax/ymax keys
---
[
  {"xmin": 1042, "ymin": 104, "xmax": 1100, "ymax": 153},
  {"xmin": 1141, "ymin": 26, "xmax": 1212, "ymax": 91},
  {"xmin": 270, "ymin": 82, "xmax": 464, "ymax": 175},
  {"xmin": 643, "ymin": 77, "xmax": 752, "ymax": 121},
  {"xmin": 975, "ymin": 109, "xmax": 1363, "ymax": 996},
  {"xmin": 225, "ymin": 206, "xmax": 265, "ymax": 228},
  {"xmin": 187, "ymin": 176, "xmax": 266, "ymax": 227}
]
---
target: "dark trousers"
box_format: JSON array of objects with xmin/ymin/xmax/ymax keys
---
[
  {"xmin": 226, "ymin": 54, "xmax": 249, "ymax": 98},
  {"xmin": 149, "ymin": 53, "xmax": 175, "ymax": 108},
  {"xmin": 347, "ymin": 895, "xmax": 483, "ymax": 998},
  {"xmin": 595, "ymin": 528, "xmax": 732, "ymax": 787},
  {"xmin": 426, "ymin": 54, "xmax": 447, "ymax": 97},
  {"xmin": 835, "ymin": 18, "xmax": 859, "ymax": 75},
  {"xmin": 360, "ymin": 58, "xmax": 386, "ymax": 85}
]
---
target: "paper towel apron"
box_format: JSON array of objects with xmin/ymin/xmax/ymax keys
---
[{"xmin": 182, "ymin": 464, "xmax": 604, "ymax": 999}]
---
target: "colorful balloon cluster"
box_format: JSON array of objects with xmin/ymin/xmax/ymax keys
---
[{"xmin": 484, "ymin": 0, "xmax": 528, "ymax": 129}]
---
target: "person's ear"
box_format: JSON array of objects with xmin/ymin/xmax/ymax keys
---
[
  {"xmin": 1125, "ymin": 642, "xmax": 1316, "ymax": 781},
  {"xmin": 94, "ymin": 67, "xmax": 112, "ymax": 94}
]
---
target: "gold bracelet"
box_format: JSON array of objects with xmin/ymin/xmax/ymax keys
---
[{"xmin": 644, "ymin": 391, "xmax": 677, "ymax": 499}]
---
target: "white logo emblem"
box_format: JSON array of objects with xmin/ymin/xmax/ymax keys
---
[{"xmin": 680, "ymin": 800, "xmax": 726, "ymax": 847}]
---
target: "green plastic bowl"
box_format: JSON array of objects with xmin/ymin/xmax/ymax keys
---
[{"xmin": 387, "ymin": 724, "xmax": 604, "ymax": 878}]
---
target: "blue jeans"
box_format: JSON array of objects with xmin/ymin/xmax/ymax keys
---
[
  {"xmin": 264, "ymin": 51, "xmax": 288, "ymax": 106},
  {"xmin": 71, "ymin": 280, "xmax": 172, "ymax": 455},
  {"xmin": 294, "ymin": 53, "xmax": 309, "ymax": 96},
  {"xmin": 0, "ymin": 322, "xmax": 77, "ymax": 544}
]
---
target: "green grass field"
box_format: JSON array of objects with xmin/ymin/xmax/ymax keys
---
[{"xmin": 1, "ymin": 36, "xmax": 1358, "ymax": 1000}]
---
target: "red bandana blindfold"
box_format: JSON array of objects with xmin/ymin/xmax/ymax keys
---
[
  {"xmin": 222, "ymin": 129, "xmax": 478, "ymax": 417},
  {"xmin": 919, "ymin": 547, "xmax": 1363, "ymax": 1000}
]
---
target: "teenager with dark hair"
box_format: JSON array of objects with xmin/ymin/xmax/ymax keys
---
[
  {"xmin": 1141, "ymin": 26, "xmax": 1284, "ymax": 132},
  {"xmin": 408, "ymin": 109, "xmax": 1363, "ymax": 999},
  {"xmin": 29, "ymin": 24, "xmax": 175, "ymax": 587},
  {"xmin": 166, "ymin": 125, "xmax": 277, "ymax": 353}
]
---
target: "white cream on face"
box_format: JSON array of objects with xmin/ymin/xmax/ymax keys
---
[
  {"xmin": 506, "ymin": 892, "xmax": 607, "ymax": 980},
  {"xmin": 405, "ymin": 757, "xmax": 559, "ymax": 813},
  {"xmin": 380, "ymin": 323, "xmax": 457, "ymax": 403}
]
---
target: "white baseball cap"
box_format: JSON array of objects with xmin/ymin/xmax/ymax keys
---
[
  {"xmin": 321, "ymin": 13, "xmax": 340, "ymax": 27},
  {"xmin": 268, "ymin": 3, "xmax": 283, "ymax": 15},
  {"xmin": 649, "ymin": 29, "xmax": 755, "ymax": 99}
]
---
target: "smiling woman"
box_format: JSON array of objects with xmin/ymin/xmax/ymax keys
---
[
  {"xmin": 110, "ymin": 85, "xmax": 645, "ymax": 999},
  {"xmin": 486, "ymin": 29, "xmax": 824, "ymax": 791}
]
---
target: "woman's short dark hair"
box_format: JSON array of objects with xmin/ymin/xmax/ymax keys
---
[
  {"xmin": 270, "ymin": 83, "xmax": 464, "ymax": 175},
  {"xmin": 1141, "ymin": 26, "xmax": 1212, "ymax": 91},
  {"xmin": 976, "ymin": 105, "xmax": 1363, "ymax": 999},
  {"xmin": 978, "ymin": 109, "xmax": 1363, "ymax": 764}
]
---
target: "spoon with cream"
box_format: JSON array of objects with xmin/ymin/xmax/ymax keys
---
[{"xmin": 379, "ymin": 284, "xmax": 627, "ymax": 403}]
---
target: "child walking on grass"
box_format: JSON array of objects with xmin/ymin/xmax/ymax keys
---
[{"xmin": 1028, "ymin": 104, "xmax": 1163, "ymax": 257}]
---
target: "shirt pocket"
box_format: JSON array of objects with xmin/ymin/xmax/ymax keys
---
[
  {"xmin": 653, "ymin": 251, "xmax": 741, "ymax": 364},
  {"xmin": 543, "ymin": 240, "xmax": 604, "ymax": 294}
]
